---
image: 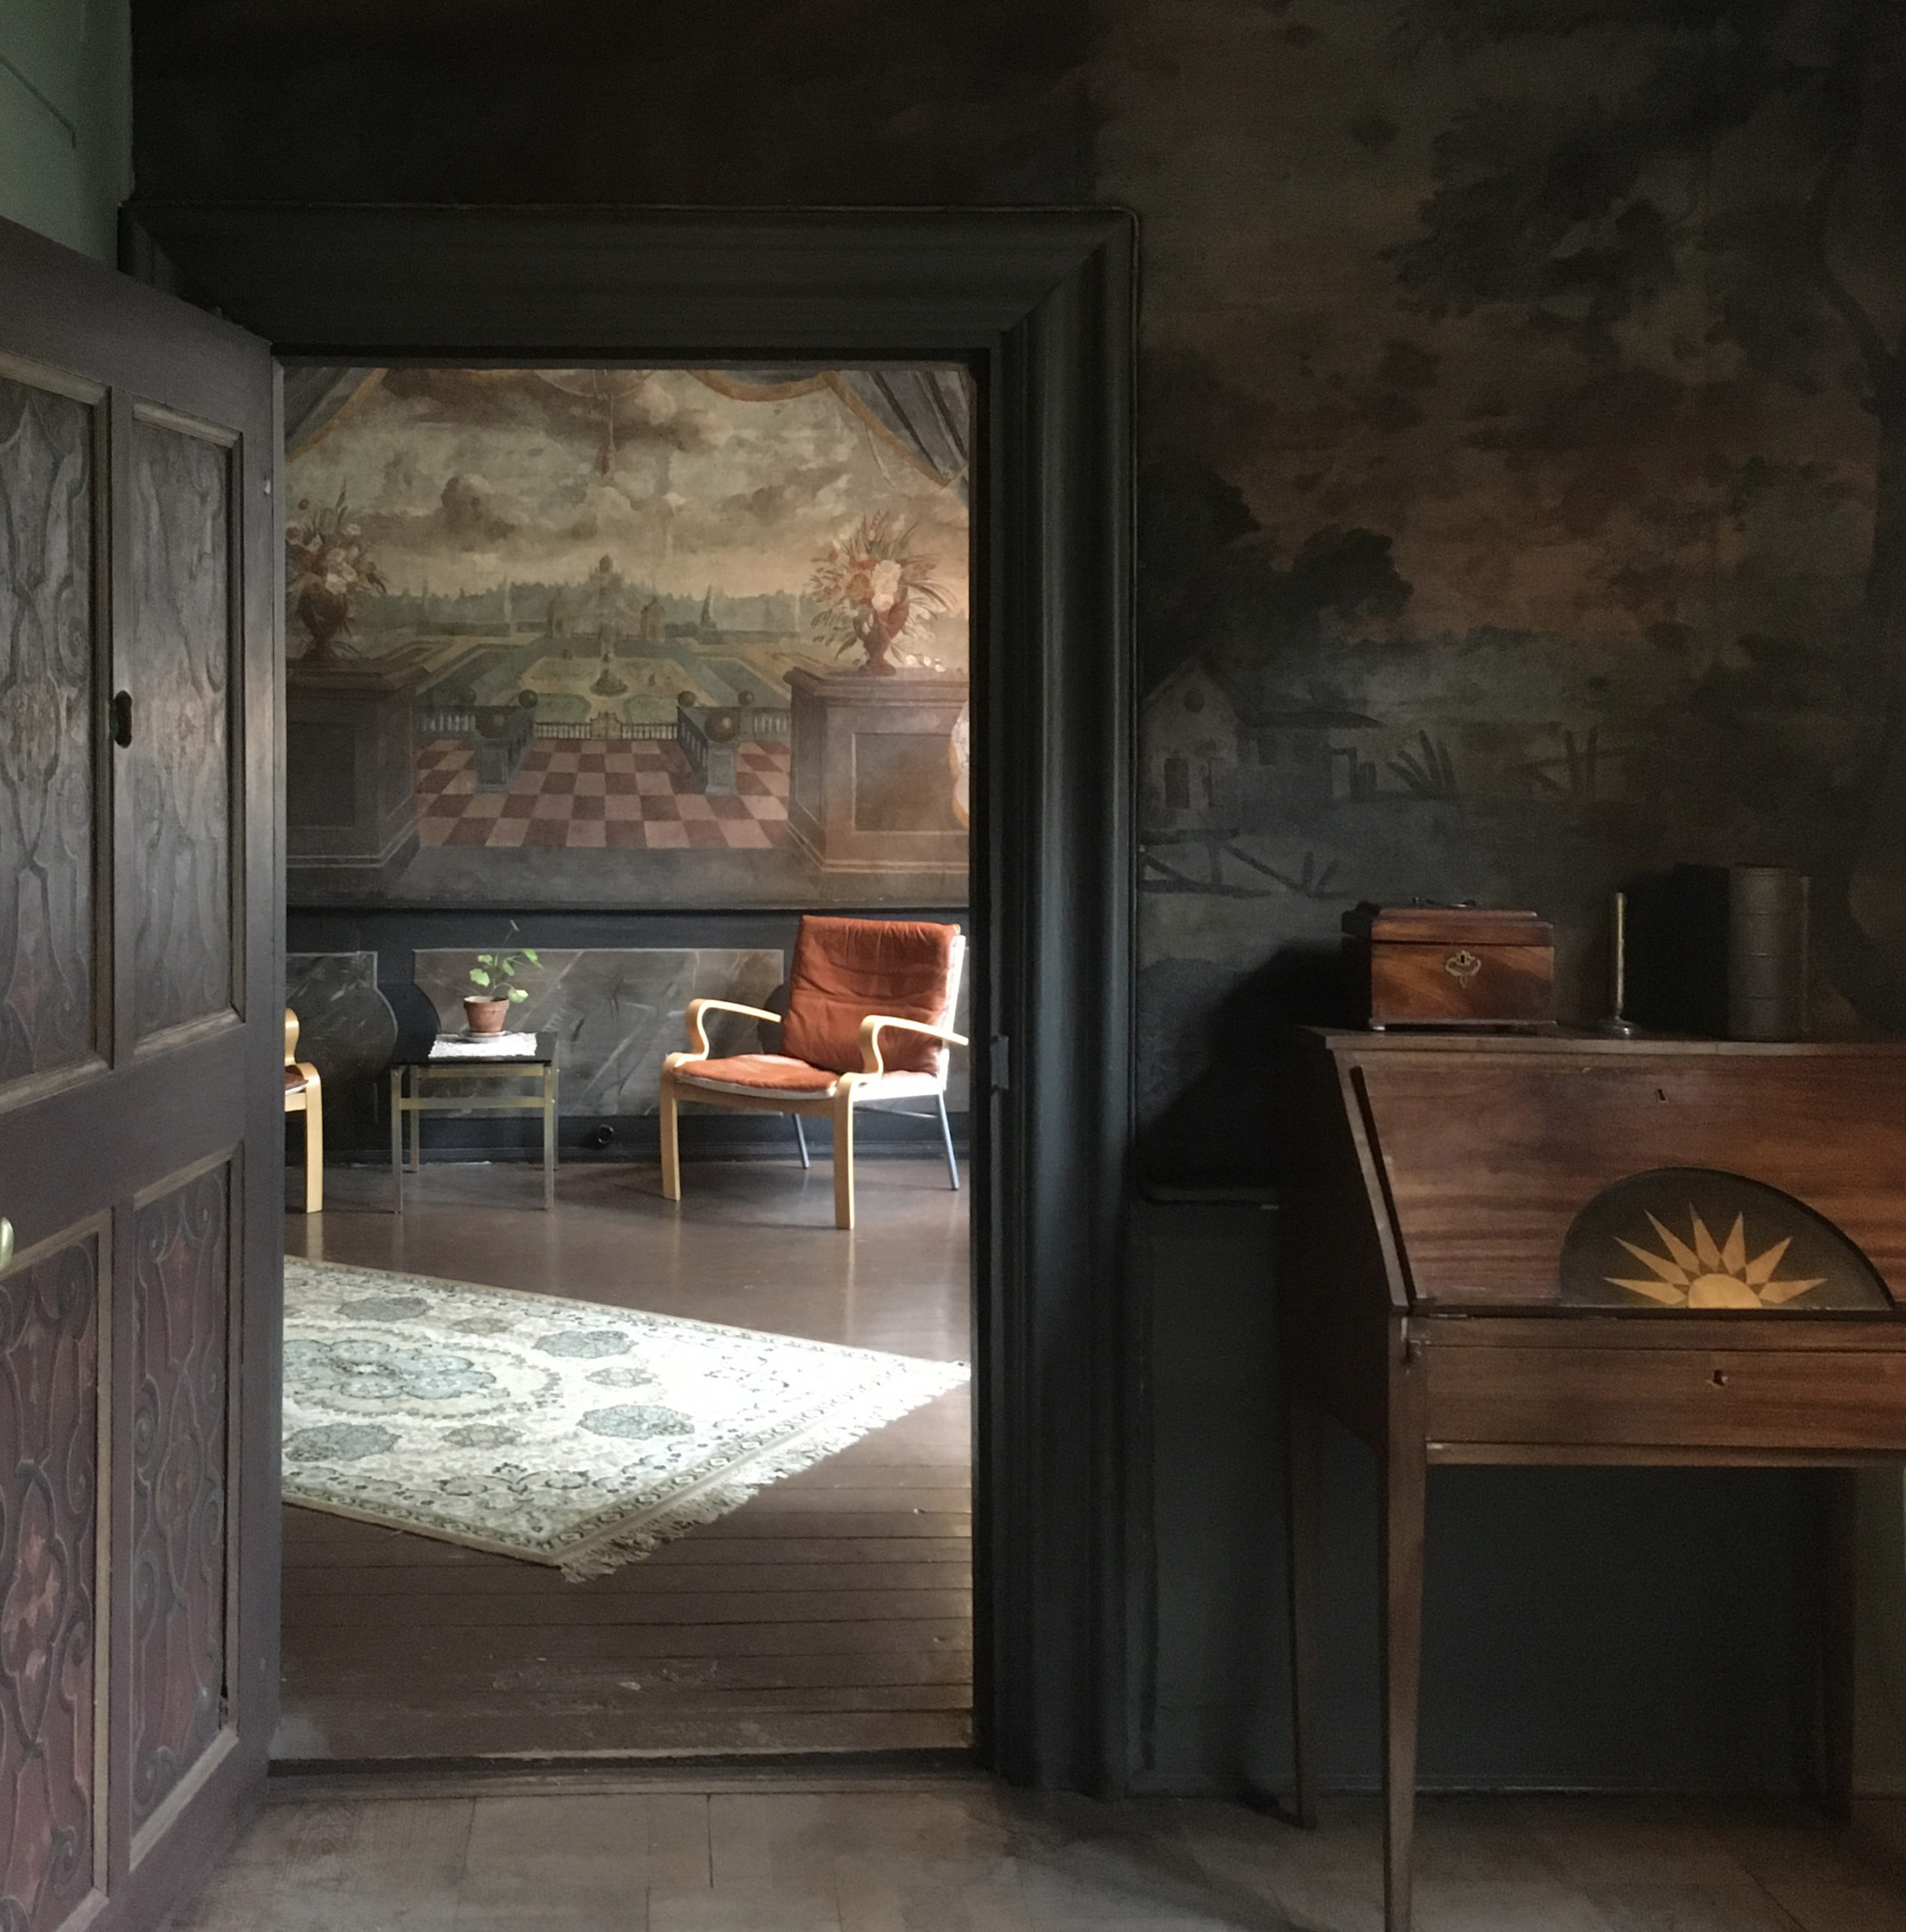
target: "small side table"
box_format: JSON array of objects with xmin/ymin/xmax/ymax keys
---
[{"xmin": 390, "ymin": 1032, "xmax": 559, "ymax": 1212}]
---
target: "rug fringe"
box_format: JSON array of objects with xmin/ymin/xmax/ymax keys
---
[{"xmin": 556, "ymin": 1369, "xmax": 965, "ymax": 1580}]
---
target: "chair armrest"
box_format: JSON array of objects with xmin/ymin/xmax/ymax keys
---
[
  {"xmin": 684, "ymin": 995, "xmax": 782, "ymax": 1057},
  {"xmin": 856, "ymin": 1014, "xmax": 970, "ymax": 1077}
]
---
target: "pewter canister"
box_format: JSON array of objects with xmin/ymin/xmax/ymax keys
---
[{"xmin": 1726, "ymin": 866, "xmax": 1809, "ymax": 1041}]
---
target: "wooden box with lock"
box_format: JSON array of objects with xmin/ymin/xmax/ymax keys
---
[{"xmin": 1343, "ymin": 903, "xmax": 1556, "ymax": 1031}]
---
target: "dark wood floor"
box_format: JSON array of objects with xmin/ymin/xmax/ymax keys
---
[{"xmin": 280, "ymin": 1155, "xmax": 971, "ymax": 1761}]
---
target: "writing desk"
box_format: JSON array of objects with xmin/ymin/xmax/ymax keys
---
[{"xmin": 1275, "ymin": 1029, "xmax": 1906, "ymax": 1932}]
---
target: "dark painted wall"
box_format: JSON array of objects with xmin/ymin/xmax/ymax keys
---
[{"xmin": 140, "ymin": 0, "xmax": 1901, "ymax": 1792}]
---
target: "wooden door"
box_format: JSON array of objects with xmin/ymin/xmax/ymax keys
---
[{"xmin": 0, "ymin": 214, "xmax": 280, "ymax": 1931}]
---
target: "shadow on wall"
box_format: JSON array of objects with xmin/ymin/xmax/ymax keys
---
[{"xmin": 1138, "ymin": 943, "xmax": 1353, "ymax": 1188}]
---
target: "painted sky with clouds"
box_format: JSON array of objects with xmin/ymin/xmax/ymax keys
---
[{"xmin": 289, "ymin": 367, "xmax": 971, "ymax": 610}]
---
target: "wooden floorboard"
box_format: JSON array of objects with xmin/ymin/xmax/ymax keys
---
[
  {"xmin": 279, "ymin": 1158, "xmax": 971, "ymax": 1760},
  {"xmin": 287, "ymin": 1593, "xmax": 971, "ymax": 1627},
  {"xmin": 277, "ymin": 1709, "xmax": 973, "ymax": 1759},
  {"xmin": 288, "ymin": 1653, "xmax": 972, "ymax": 1694}
]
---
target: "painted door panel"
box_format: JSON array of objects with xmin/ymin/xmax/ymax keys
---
[{"xmin": 0, "ymin": 213, "xmax": 279, "ymax": 1932}]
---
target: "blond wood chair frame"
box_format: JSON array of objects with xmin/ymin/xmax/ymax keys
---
[
  {"xmin": 284, "ymin": 1009, "xmax": 323, "ymax": 1214},
  {"xmin": 660, "ymin": 980, "xmax": 968, "ymax": 1231}
]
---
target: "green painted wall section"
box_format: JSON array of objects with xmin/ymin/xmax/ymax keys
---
[{"xmin": 0, "ymin": 0, "xmax": 128, "ymax": 260}]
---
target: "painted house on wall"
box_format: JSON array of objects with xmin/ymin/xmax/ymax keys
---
[{"xmin": 1143, "ymin": 657, "xmax": 1374, "ymax": 834}]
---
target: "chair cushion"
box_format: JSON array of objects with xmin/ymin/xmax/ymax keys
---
[
  {"xmin": 780, "ymin": 916, "xmax": 958, "ymax": 1076},
  {"xmin": 285, "ymin": 1066, "xmax": 309, "ymax": 1097},
  {"xmin": 674, "ymin": 1054, "xmax": 840, "ymax": 1094}
]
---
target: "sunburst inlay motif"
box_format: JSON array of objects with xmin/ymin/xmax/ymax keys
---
[{"xmin": 1609, "ymin": 1209, "xmax": 1825, "ymax": 1309}]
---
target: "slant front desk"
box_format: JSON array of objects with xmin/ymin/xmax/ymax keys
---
[{"xmin": 1275, "ymin": 1029, "xmax": 1906, "ymax": 1932}]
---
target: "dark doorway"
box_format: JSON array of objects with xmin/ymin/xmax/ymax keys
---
[
  {"xmin": 124, "ymin": 204, "xmax": 1137, "ymax": 1789},
  {"xmin": 269, "ymin": 349, "xmax": 981, "ymax": 1759}
]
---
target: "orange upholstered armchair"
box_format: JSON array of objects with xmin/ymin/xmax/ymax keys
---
[{"xmin": 660, "ymin": 915, "xmax": 967, "ymax": 1229}]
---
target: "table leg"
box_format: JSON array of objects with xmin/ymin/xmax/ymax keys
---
[
  {"xmin": 1819, "ymin": 1467, "xmax": 1858, "ymax": 1823},
  {"xmin": 390, "ymin": 1068, "xmax": 405, "ymax": 1214},
  {"xmin": 1383, "ymin": 1348, "xmax": 1428, "ymax": 1932},
  {"xmin": 543, "ymin": 1064, "xmax": 557, "ymax": 1211},
  {"xmin": 1286, "ymin": 1394, "xmax": 1322, "ymax": 1830}
]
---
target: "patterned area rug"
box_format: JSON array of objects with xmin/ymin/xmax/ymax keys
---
[{"xmin": 282, "ymin": 1257, "xmax": 968, "ymax": 1578}]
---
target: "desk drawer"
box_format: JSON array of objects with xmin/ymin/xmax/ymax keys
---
[{"xmin": 1426, "ymin": 1345, "xmax": 1906, "ymax": 1452}]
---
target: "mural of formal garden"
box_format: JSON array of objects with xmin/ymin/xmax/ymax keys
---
[{"xmin": 282, "ymin": 365, "xmax": 971, "ymax": 906}]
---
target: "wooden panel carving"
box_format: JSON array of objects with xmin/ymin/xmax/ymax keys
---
[
  {"xmin": 0, "ymin": 1233, "xmax": 100, "ymax": 1932},
  {"xmin": 0, "ymin": 375, "xmax": 97, "ymax": 1094},
  {"xmin": 129, "ymin": 416, "xmax": 232, "ymax": 1041},
  {"xmin": 129, "ymin": 1168, "xmax": 229, "ymax": 1825}
]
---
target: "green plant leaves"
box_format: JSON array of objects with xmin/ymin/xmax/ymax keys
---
[{"xmin": 470, "ymin": 940, "xmax": 541, "ymax": 992}]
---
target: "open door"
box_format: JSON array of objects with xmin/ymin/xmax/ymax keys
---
[{"xmin": 0, "ymin": 215, "xmax": 280, "ymax": 1930}]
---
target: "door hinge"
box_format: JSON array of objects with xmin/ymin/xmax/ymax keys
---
[
  {"xmin": 110, "ymin": 690, "xmax": 133, "ymax": 748},
  {"xmin": 989, "ymin": 1035, "xmax": 1011, "ymax": 1092}
]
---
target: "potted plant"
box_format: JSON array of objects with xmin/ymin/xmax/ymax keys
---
[{"xmin": 464, "ymin": 935, "xmax": 540, "ymax": 1035}]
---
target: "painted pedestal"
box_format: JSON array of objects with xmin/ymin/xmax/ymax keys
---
[
  {"xmin": 786, "ymin": 667, "xmax": 969, "ymax": 875},
  {"xmin": 287, "ymin": 655, "xmax": 427, "ymax": 900}
]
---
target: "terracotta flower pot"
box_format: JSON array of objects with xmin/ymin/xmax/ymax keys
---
[{"xmin": 463, "ymin": 996, "xmax": 512, "ymax": 1035}]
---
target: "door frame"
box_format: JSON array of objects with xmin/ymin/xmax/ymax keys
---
[{"xmin": 122, "ymin": 202, "xmax": 1139, "ymax": 1792}]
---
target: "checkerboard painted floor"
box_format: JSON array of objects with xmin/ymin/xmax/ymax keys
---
[{"xmin": 416, "ymin": 738, "xmax": 792, "ymax": 850}]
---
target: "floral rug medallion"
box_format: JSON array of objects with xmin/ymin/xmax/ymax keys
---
[{"xmin": 282, "ymin": 1256, "xmax": 968, "ymax": 1578}]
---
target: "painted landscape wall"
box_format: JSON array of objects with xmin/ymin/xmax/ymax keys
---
[
  {"xmin": 1119, "ymin": 1, "xmax": 1906, "ymax": 1176},
  {"xmin": 283, "ymin": 365, "xmax": 970, "ymax": 907},
  {"xmin": 168, "ymin": 2, "xmax": 1906, "ymax": 1153}
]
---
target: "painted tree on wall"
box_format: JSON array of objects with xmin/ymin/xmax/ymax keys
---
[{"xmin": 1388, "ymin": 0, "xmax": 1906, "ymax": 1023}]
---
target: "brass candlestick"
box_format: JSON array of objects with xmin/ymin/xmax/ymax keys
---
[{"xmin": 1597, "ymin": 889, "xmax": 1639, "ymax": 1037}]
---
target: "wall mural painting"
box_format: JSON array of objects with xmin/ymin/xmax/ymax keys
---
[
  {"xmin": 282, "ymin": 365, "xmax": 972, "ymax": 908},
  {"xmin": 1119, "ymin": 2, "xmax": 1906, "ymax": 1175}
]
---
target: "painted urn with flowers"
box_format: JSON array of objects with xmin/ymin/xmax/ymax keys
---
[
  {"xmin": 287, "ymin": 488, "xmax": 387, "ymax": 663},
  {"xmin": 805, "ymin": 512, "xmax": 950, "ymax": 677}
]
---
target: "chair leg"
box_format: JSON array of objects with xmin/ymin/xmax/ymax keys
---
[
  {"xmin": 660, "ymin": 1075, "xmax": 682, "ymax": 1201},
  {"xmin": 793, "ymin": 1112, "xmax": 811, "ymax": 1169},
  {"xmin": 832, "ymin": 1093, "xmax": 856, "ymax": 1229},
  {"xmin": 390, "ymin": 1069, "xmax": 405, "ymax": 1215},
  {"xmin": 542, "ymin": 1063, "xmax": 557, "ymax": 1213},
  {"xmin": 936, "ymin": 1092, "xmax": 959, "ymax": 1190},
  {"xmin": 302, "ymin": 1072, "xmax": 324, "ymax": 1214}
]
